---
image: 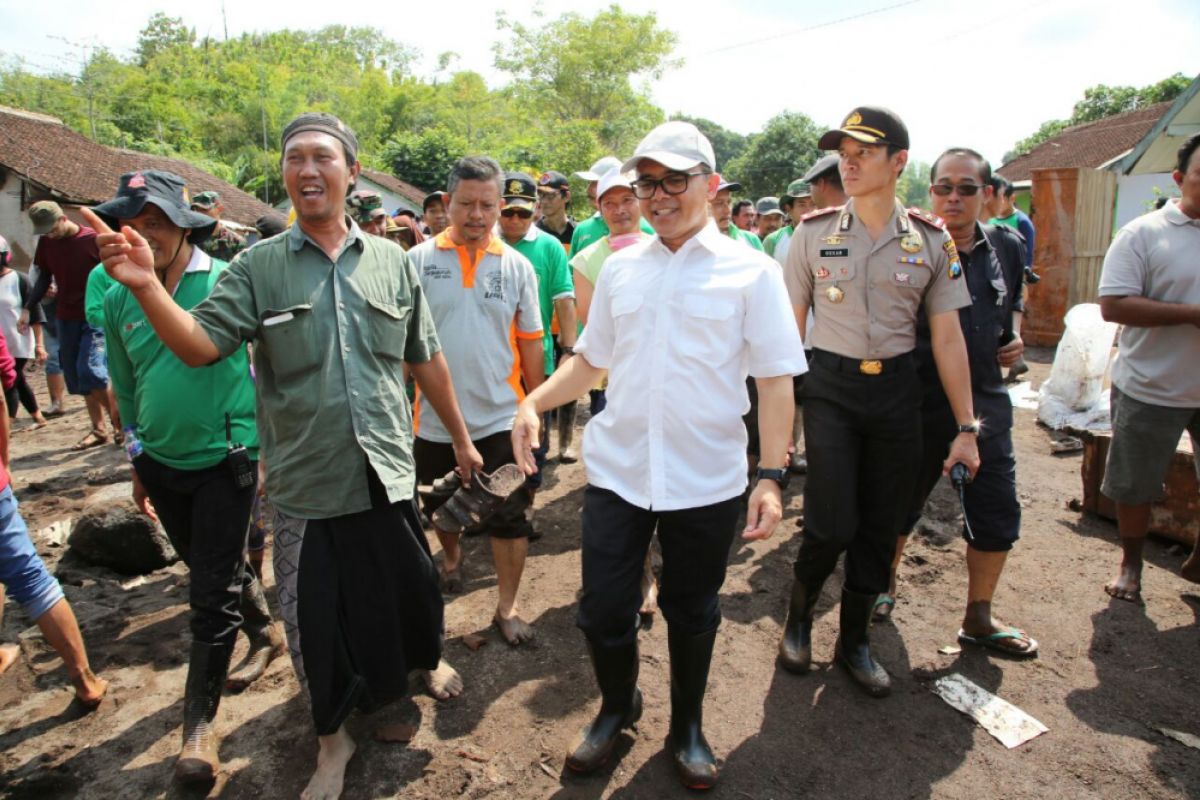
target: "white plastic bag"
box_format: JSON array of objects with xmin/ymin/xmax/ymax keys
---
[{"xmin": 1037, "ymin": 303, "xmax": 1118, "ymax": 431}]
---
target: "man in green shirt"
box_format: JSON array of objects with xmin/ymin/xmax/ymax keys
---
[
  {"xmin": 90, "ymin": 169, "xmax": 283, "ymax": 785},
  {"xmin": 500, "ymin": 172, "xmax": 580, "ymax": 465},
  {"xmin": 709, "ymin": 177, "xmax": 764, "ymax": 251},
  {"xmin": 85, "ymin": 113, "xmax": 483, "ymax": 800},
  {"xmin": 570, "ymin": 156, "xmax": 656, "ymax": 254}
]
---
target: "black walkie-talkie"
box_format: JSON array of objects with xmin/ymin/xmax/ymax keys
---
[{"xmin": 226, "ymin": 413, "xmax": 254, "ymax": 489}]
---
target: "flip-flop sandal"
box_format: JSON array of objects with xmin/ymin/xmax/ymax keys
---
[
  {"xmin": 431, "ymin": 464, "xmax": 526, "ymax": 534},
  {"xmin": 872, "ymin": 594, "xmax": 896, "ymax": 622},
  {"xmin": 418, "ymin": 471, "xmax": 463, "ymax": 503},
  {"xmin": 957, "ymin": 627, "xmax": 1039, "ymax": 658},
  {"xmin": 71, "ymin": 429, "xmax": 109, "ymax": 451}
]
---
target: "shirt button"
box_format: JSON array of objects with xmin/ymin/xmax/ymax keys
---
[{"xmin": 339, "ymin": 302, "xmax": 346, "ymax": 309}]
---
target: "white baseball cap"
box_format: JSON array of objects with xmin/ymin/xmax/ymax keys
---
[
  {"xmin": 574, "ymin": 156, "xmax": 623, "ymax": 182},
  {"xmin": 596, "ymin": 168, "xmax": 634, "ymax": 202},
  {"xmin": 621, "ymin": 121, "xmax": 716, "ymax": 174}
]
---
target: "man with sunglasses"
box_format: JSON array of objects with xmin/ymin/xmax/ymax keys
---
[
  {"xmin": 513, "ymin": 121, "xmax": 804, "ymax": 788},
  {"xmin": 779, "ymin": 107, "xmax": 979, "ymax": 697},
  {"xmin": 877, "ymin": 148, "xmax": 1036, "ymax": 657},
  {"xmin": 500, "ymin": 173, "xmax": 578, "ymax": 470}
]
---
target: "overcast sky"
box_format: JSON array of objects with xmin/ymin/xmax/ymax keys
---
[{"xmin": 2, "ymin": 0, "xmax": 1197, "ymax": 168}]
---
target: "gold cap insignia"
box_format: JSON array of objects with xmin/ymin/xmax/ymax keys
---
[
  {"xmin": 844, "ymin": 111, "xmax": 863, "ymax": 127},
  {"xmin": 507, "ymin": 180, "xmax": 523, "ymax": 195}
]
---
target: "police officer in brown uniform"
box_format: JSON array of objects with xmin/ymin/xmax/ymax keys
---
[{"xmin": 779, "ymin": 107, "xmax": 980, "ymax": 696}]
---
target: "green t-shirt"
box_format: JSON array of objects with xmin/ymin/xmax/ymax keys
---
[
  {"xmin": 84, "ymin": 265, "xmax": 117, "ymax": 329},
  {"xmin": 570, "ymin": 238, "xmax": 614, "ymax": 289},
  {"xmin": 104, "ymin": 251, "xmax": 259, "ymax": 471},
  {"xmin": 763, "ymin": 225, "xmax": 794, "ymax": 258},
  {"xmin": 509, "ymin": 228, "xmax": 575, "ymax": 375},
  {"xmin": 726, "ymin": 222, "xmax": 764, "ymax": 251},
  {"xmin": 569, "ymin": 213, "xmax": 655, "ymax": 256}
]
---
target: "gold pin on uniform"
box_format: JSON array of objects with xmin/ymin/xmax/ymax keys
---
[
  {"xmin": 825, "ymin": 285, "xmax": 845, "ymax": 304},
  {"xmin": 900, "ymin": 233, "xmax": 922, "ymax": 253}
]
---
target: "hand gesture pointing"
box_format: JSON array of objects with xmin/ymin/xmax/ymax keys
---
[{"xmin": 80, "ymin": 208, "xmax": 157, "ymax": 292}]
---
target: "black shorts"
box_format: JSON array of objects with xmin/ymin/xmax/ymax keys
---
[{"xmin": 414, "ymin": 431, "xmax": 533, "ymax": 540}]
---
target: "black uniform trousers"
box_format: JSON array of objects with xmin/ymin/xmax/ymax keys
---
[
  {"xmin": 793, "ymin": 351, "xmax": 923, "ymax": 595},
  {"xmin": 133, "ymin": 453, "xmax": 258, "ymax": 646},
  {"xmin": 577, "ymin": 485, "xmax": 741, "ymax": 648}
]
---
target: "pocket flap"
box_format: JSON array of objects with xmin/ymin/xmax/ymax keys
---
[
  {"xmin": 611, "ymin": 293, "xmax": 644, "ymax": 317},
  {"xmin": 682, "ymin": 294, "xmax": 735, "ymax": 321},
  {"xmin": 365, "ymin": 297, "xmax": 412, "ymax": 320}
]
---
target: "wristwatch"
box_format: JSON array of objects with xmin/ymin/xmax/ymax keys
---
[
  {"xmin": 756, "ymin": 467, "xmax": 790, "ymax": 490},
  {"xmin": 957, "ymin": 421, "xmax": 981, "ymax": 436}
]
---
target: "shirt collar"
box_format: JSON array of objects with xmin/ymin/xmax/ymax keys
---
[
  {"xmin": 287, "ymin": 215, "xmax": 365, "ymax": 254},
  {"xmin": 183, "ymin": 246, "xmax": 212, "ymax": 274},
  {"xmin": 1162, "ymin": 198, "xmax": 1197, "ymax": 226},
  {"xmin": 435, "ymin": 228, "xmax": 504, "ymax": 255}
]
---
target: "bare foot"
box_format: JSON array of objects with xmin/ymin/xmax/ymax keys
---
[
  {"xmin": 493, "ymin": 612, "xmax": 535, "ymax": 646},
  {"xmin": 301, "ymin": 726, "xmax": 356, "ymax": 800},
  {"xmin": 0, "ymin": 643, "xmax": 19, "ymax": 675},
  {"xmin": 1105, "ymin": 563, "xmax": 1143, "ymax": 603},
  {"xmin": 1182, "ymin": 549, "xmax": 1200, "ymax": 585},
  {"xmin": 439, "ymin": 559, "xmax": 464, "ymax": 594},
  {"xmin": 423, "ymin": 658, "xmax": 463, "ymax": 700},
  {"xmin": 639, "ymin": 575, "xmax": 658, "ymax": 618},
  {"xmin": 70, "ymin": 667, "xmax": 108, "ymax": 708}
]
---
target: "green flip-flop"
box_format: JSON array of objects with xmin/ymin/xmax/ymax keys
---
[
  {"xmin": 957, "ymin": 627, "xmax": 1039, "ymax": 658},
  {"xmin": 872, "ymin": 594, "xmax": 896, "ymax": 622}
]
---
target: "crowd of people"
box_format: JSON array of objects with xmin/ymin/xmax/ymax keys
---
[{"xmin": 0, "ymin": 105, "xmax": 1197, "ymax": 799}]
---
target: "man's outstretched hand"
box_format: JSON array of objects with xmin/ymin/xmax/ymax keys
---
[{"xmin": 80, "ymin": 207, "xmax": 157, "ymax": 292}]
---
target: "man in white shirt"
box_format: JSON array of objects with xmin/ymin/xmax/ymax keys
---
[
  {"xmin": 513, "ymin": 121, "xmax": 806, "ymax": 790},
  {"xmin": 1097, "ymin": 132, "xmax": 1200, "ymax": 603}
]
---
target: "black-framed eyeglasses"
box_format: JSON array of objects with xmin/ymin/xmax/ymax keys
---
[
  {"xmin": 930, "ymin": 183, "xmax": 983, "ymax": 197},
  {"xmin": 631, "ymin": 170, "xmax": 710, "ymax": 200},
  {"xmin": 501, "ymin": 207, "xmax": 534, "ymax": 219}
]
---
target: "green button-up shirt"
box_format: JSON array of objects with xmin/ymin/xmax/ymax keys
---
[{"xmin": 190, "ymin": 219, "xmax": 440, "ymax": 519}]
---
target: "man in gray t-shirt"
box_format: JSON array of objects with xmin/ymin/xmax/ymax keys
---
[{"xmin": 1096, "ymin": 131, "xmax": 1200, "ymax": 603}]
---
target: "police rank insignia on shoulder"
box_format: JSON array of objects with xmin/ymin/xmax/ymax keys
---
[
  {"xmin": 801, "ymin": 206, "xmax": 839, "ymax": 223},
  {"xmin": 943, "ymin": 239, "xmax": 963, "ymax": 279},
  {"xmin": 906, "ymin": 207, "xmax": 946, "ymax": 229},
  {"xmin": 900, "ymin": 232, "xmax": 922, "ymax": 253}
]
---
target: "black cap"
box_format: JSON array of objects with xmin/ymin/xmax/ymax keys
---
[
  {"xmin": 537, "ymin": 171, "xmax": 570, "ymax": 192},
  {"xmin": 92, "ymin": 170, "xmax": 217, "ymax": 245},
  {"xmin": 503, "ymin": 172, "xmax": 537, "ymax": 211},
  {"xmin": 817, "ymin": 106, "xmax": 909, "ymax": 151},
  {"xmin": 422, "ymin": 191, "xmax": 448, "ymax": 211}
]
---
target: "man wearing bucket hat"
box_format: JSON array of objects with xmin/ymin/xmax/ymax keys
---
[
  {"xmin": 89, "ymin": 169, "xmax": 284, "ymax": 783},
  {"xmin": 514, "ymin": 120, "xmax": 805, "ymax": 789},
  {"xmin": 570, "ymin": 156, "xmax": 655, "ymax": 255},
  {"xmin": 86, "ymin": 111, "xmax": 482, "ymax": 800},
  {"xmin": 191, "ymin": 191, "xmax": 249, "ymax": 263},
  {"xmin": 24, "ymin": 200, "xmax": 113, "ymax": 450},
  {"xmin": 777, "ymin": 106, "xmax": 978, "ymax": 697}
]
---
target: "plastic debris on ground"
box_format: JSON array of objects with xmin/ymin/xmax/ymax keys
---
[
  {"xmin": 1037, "ymin": 303, "xmax": 1117, "ymax": 432},
  {"xmin": 932, "ymin": 673, "xmax": 1048, "ymax": 748}
]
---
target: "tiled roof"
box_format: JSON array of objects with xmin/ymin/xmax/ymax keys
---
[
  {"xmin": 997, "ymin": 102, "xmax": 1173, "ymax": 182},
  {"xmin": 360, "ymin": 169, "xmax": 429, "ymax": 206},
  {"xmin": 0, "ymin": 105, "xmax": 274, "ymax": 226}
]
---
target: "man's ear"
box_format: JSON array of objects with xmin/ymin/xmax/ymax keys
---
[
  {"xmin": 706, "ymin": 172, "xmax": 720, "ymax": 199},
  {"xmin": 892, "ymin": 149, "xmax": 909, "ymax": 179},
  {"xmin": 1174, "ymin": 169, "xmax": 1184, "ymax": 190}
]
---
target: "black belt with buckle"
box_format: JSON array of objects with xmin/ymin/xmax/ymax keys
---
[{"xmin": 811, "ymin": 348, "xmax": 913, "ymax": 376}]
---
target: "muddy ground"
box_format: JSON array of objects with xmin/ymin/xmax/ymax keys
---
[{"xmin": 1, "ymin": 347, "xmax": 1198, "ymax": 800}]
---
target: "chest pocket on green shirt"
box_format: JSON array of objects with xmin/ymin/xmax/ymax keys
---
[
  {"xmin": 260, "ymin": 302, "xmax": 317, "ymax": 381},
  {"xmin": 365, "ymin": 298, "xmax": 412, "ymax": 362}
]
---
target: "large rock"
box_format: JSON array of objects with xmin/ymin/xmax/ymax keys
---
[{"xmin": 67, "ymin": 482, "xmax": 179, "ymax": 575}]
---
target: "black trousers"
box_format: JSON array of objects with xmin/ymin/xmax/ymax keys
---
[
  {"xmin": 577, "ymin": 485, "xmax": 741, "ymax": 648},
  {"xmin": 4, "ymin": 358, "xmax": 40, "ymax": 418},
  {"xmin": 905, "ymin": 407, "xmax": 1021, "ymax": 552},
  {"xmin": 133, "ymin": 453, "xmax": 258, "ymax": 646},
  {"xmin": 793, "ymin": 354, "xmax": 923, "ymax": 595}
]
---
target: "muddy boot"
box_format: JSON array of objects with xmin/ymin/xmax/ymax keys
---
[
  {"xmin": 565, "ymin": 638, "xmax": 642, "ymax": 773},
  {"xmin": 835, "ymin": 588, "xmax": 891, "ymax": 698},
  {"xmin": 667, "ymin": 627, "xmax": 719, "ymax": 790},
  {"xmin": 778, "ymin": 576, "xmax": 824, "ymax": 674},
  {"xmin": 226, "ymin": 573, "xmax": 284, "ymax": 691},
  {"xmin": 557, "ymin": 401, "xmax": 578, "ymax": 463},
  {"xmin": 176, "ymin": 641, "xmax": 233, "ymax": 783}
]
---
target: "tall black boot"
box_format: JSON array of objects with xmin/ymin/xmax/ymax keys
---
[
  {"xmin": 667, "ymin": 626, "xmax": 718, "ymax": 790},
  {"xmin": 226, "ymin": 571, "xmax": 284, "ymax": 691},
  {"xmin": 176, "ymin": 640, "xmax": 234, "ymax": 783},
  {"xmin": 565, "ymin": 638, "xmax": 642, "ymax": 773},
  {"xmin": 835, "ymin": 588, "xmax": 891, "ymax": 698},
  {"xmin": 778, "ymin": 576, "xmax": 827, "ymax": 673},
  {"xmin": 557, "ymin": 401, "xmax": 578, "ymax": 463}
]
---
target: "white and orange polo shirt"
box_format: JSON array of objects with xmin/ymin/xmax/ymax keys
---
[{"xmin": 408, "ymin": 229, "xmax": 543, "ymax": 443}]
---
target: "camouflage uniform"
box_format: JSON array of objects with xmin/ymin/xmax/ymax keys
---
[{"xmin": 199, "ymin": 223, "xmax": 248, "ymax": 263}]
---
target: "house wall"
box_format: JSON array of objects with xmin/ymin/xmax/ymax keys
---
[
  {"xmin": 1114, "ymin": 172, "xmax": 1177, "ymax": 230},
  {"xmin": 273, "ymin": 176, "xmax": 422, "ymax": 218},
  {"xmin": 0, "ymin": 171, "xmax": 36, "ymax": 271}
]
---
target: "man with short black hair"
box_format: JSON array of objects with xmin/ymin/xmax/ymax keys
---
[
  {"xmin": 422, "ymin": 190, "xmax": 450, "ymax": 237},
  {"xmin": 1097, "ymin": 132, "xmax": 1200, "ymax": 602},
  {"xmin": 732, "ymin": 199, "xmax": 756, "ymax": 231},
  {"xmin": 710, "ymin": 178, "xmax": 764, "ymax": 251},
  {"xmin": 535, "ymin": 170, "xmax": 576, "ymax": 250}
]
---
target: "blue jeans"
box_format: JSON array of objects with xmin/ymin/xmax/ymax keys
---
[
  {"xmin": 0, "ymin": 485, "xmax": 64, "ymax": 621},
  {"xmin": 56, "ymin": 319, "xmax": 107, "ymax": 395}
]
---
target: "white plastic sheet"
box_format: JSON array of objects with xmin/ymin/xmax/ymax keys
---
[{"xmin": 1037, "ymin": 303, "xmax": 1118, "ymax": 431}]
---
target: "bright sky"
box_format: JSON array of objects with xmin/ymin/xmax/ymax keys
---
[{"xmin": 1, "ymin": 0, "xmax": 1197, "ymax": 169}]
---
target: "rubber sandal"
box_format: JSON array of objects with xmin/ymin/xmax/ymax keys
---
[
  {"xmin": 872, "ymin": 594, "xmax": 896, "ymax": 622},
  {"xmin": 431, "ymin": 464, "xmax": 526, "ymax": 534},
  {"xmin": 71, "ymin": 429, "xmax": 109, "ymax": 451},
  {"xmin": 957, "ymin": 627, "xmax": 1039, "ymax": 658},
  {"xmin": 440, "ymin": 562, "xmax": 464, "ymax": 594}
]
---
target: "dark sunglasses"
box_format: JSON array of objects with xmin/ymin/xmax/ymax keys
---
[
  {"xmin": 501, "ymin": 207, "xmax": 534, "ymax": 219},
  {"xmin": 930, "ymin": 183, "xmax": 984, "ymax": 197}
]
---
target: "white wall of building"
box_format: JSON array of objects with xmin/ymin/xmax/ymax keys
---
[
  {"xmin": 0, "ymin": 171, "xmax": 38, "ymax": 271},
  {"xmin": 1114, "ymin": 172, "xmax": 1178, "ymax": 230}
]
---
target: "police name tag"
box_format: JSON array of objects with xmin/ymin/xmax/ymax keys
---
[{"xmin": 819, "ymin": 248, "xmax": 849, "ymax": 258}]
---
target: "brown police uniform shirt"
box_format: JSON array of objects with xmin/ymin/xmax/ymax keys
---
[{"xmin": 783, "ymin": 197, "xmax": 970, "ymax": 360}]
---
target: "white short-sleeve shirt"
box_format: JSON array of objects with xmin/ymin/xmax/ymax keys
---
[
  {"xmin": 575, "ymin": 222, "xmax": 807, "ymax": 511},
  {"xmin": 1098, "ymin": 200, "xmax": 1200, "ymax": 407},
  {"xmin": 409, "ymin": 231, "xmax": 544, "ymax": 442}
]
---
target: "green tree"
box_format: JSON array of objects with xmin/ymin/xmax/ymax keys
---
[
  {"xmin": 896, "ymin": 160, "xmax": 933, "ymax": 211},
  {"xmin": 382, "ymin": 127, "xmax": 468, "ymax": 193},
  {"xmin": 137, "ymin": 13, "xmax": 195, "ymax": 66},
  {"xmin": 725, "ymin": 111, "xmax": 821, "ymax": 200},
  {"xmin": 671, "ymin": 114, "xmax": 748, "ymax": 172}
]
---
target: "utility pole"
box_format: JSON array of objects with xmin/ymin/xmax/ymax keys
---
[
  {"xmin": 261, "ymin": 102, "xmax": 270, "ymax": 206},
  {"xmin": 222, "ymin": 2, "xmax": 229, "ymax": 41}
]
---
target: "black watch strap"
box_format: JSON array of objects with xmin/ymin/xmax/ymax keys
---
[{"xmin": 756, "ymin": 467, "xmax": 789, "ymax": 490}]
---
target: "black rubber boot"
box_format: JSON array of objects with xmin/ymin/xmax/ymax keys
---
[
  {"xmin": 176, "ymin": 641, "xmax": 234, "ymax": 783},
  {"xmin": 226, "ymin": 572, "xmax": 284, "ymax": 691},
  {"xmin": 835, "ymin": 588, "xmax": 892, "ymax": 698},
  {"xmin": 557, "ymin": 401, "xmax": 578, "ymax": 463},
  {"xmin": 777, "ymin": 577, "xmax": 825, "ymax": 674},
  {"xmin": 667, "ymin": 627, "xmax": 718, "ymax": 790},
  {"xmin": 565, "ymin": 639, "xmax": 642, "ymax": 773}
]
